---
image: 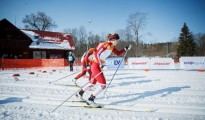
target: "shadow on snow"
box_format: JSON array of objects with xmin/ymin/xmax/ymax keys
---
[
  {"xmin": 109, "ymin": 79, "xmax": 160, "ymax": 88},
  {"xmin": 109, "ymin": 80, "xmax": 152, "ymax": 88},
  {"xmin": 105, "ymin": 73, "xmax": 134, "ymax": 77},
  {"xmin": 113, "ymin": 76, "xmax": 146, "ymax": 81},
  {"xmin": 107, "ymin": 86, "xmax": 191, "ymax": 105},
  {"xmin": 0, "ymin": 97, "xmax": 22, "ymax": 104}
]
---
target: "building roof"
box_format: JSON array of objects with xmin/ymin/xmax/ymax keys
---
[
  {"xmin": 21, "ymin": 29, "xmax": 75, "ymax": 50},
  {"xmin": 0, "ymin": 19, "xmax": 32, "ymax": 43}
]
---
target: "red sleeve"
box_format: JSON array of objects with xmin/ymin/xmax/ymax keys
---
[
  {"xmin": 95, "ymin": 43, "xmax": 107, "ymax": 66},
  {"xmin": 112, "ymin": 47, "xmax": 126, "ymax": 56},
  {"xmin": 84, "ymin": 49, "xmax": 93, "ymax": 65}
]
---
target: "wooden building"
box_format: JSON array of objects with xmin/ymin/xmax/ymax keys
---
[
  {"xmin": 0, "ymin": 19, "xmax": 32, "ymax": 58},
  {"xmin": 0, "ymin": 18, "xmax": 75, "ymax": 59},
  {"xmin": 21, "ymin": 29, "xmax": 75, "ymax": 59}
]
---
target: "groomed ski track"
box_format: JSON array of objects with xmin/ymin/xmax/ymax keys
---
[{"xmin": 1, "ymin": 68, "xmax": 205, "ymax": 119}]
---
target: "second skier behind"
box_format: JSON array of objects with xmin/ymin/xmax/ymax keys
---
[{"xmin": 72, "ymin": 47, "xmax": 96, "ymax": 85}]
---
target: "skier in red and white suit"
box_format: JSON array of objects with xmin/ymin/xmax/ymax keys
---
[
  {"xmin": 72, "ymin": 48, "xmax": 96, "ymax": 85},
  {"xmin": 76, "ymin": 33, "xmax": 131, "ymax": 107}
]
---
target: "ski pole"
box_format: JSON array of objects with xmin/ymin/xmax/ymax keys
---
[
  {"xmin": 103, "ymin": 49, "xmax": 129, "ymax": 95},
  {"xmin": 52, "ymin": 70, "xmax": 104, "ymax": 112},
  {"xmin": 49, "ymin": 71, "xmax": 79, "ymax": 84}
]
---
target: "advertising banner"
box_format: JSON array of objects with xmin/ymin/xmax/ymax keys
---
[
  {"xmin": 180, "ymin": 57, "xmax": 205, "ymax": 70},
  {"xmin": 105, "ymin": 57, "xmax": 124, "ymax": 69},
  {"xmin": 149, "ymin": 58, "xmax": 175, "ymax": 69},
  {"xmin": 128, "ymin": 57, "xmax": 150, "ymax": 69},
  {"xmin": 128, "ymin": 57, "xmax": 175, "ymax": 69}
]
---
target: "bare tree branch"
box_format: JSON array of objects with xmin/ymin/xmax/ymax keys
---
[
  {"xmin": 22, "ymin": 11, "xmax": 57, "ymax": 31},
  {"xmin": 127, "ymin": 12, "xmax": 148, "ymax": 44},
  {"xmin": 126, "ymin": 12, "xmax": 148, "ymax": 56}
]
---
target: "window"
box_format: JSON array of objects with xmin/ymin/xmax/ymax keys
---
[{"xmin": 34, "ymin": 35, "xmax": 39, "ymax": 39}]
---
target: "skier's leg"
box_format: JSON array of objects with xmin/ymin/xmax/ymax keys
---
[
  {"xmin": 87, "ymin": 62, "xmax": 106, "ymax": 107},
  {"xmin": 76, "ymin": 80, "xmax": 96, "ymax": 101},
  {"xmin": 87, "ymin": 84, "xmax": 106, "ymax": 107},
  {"xmin": 72, "ymin": 63, "xmax": 86, "ymax": 84},
  {"xmin": 73, "ymin": 69, "xmax": 86, "ymax": 81},
  {"xmin": 77, "ymin": 62, "xmax": 98, "ymax": 99},
  {"xmin": 87, "ymin": 78, "xmax": 106, "ymax": 103},
  {"xmin": 92, "ymin": 84, "xmax": 106, "ymax": 96}
]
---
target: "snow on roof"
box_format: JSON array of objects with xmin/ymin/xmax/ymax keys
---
[{"xmin": 21, "ymin": 29, "xmax": 75, "ymax": 50}]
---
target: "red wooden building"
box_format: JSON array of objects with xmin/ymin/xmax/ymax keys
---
[{"xmin": 21, "ymin": 29, "xmax": 75, "ymax": 59}]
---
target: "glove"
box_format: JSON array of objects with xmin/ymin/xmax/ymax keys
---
[
  {"xmin": 100, "ymin": 65, "xmax": 105, "ymax": 69},
  {"xmin": 125, "ymin": 45, "xmax": 132, "ymax": 51},
  {"xmin": 86, "ymin": 65, "xmax": 90, "ymax": 69}
]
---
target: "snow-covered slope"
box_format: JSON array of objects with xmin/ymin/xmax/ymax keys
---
[{"xmin": 0, "ymin": 67, "xmax": 205, "ymax": 120}]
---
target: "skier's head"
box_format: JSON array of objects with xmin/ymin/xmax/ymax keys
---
[
  {"xmin": 107, "ymin": 33, "xmax": 120, "ymax": 46},
  {"xmin": 108, "ymin": 33, "xmax": 120, "ymax": 41}
]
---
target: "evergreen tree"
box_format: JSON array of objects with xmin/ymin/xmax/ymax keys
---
[{"xmin": 177, "ymin": 23, "xmax": 196, "ymax": 57}]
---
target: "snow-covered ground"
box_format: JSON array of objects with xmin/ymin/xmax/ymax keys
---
[{"xmin": 0, "ymin": 66, "xmax": 205, "ymax": 120}]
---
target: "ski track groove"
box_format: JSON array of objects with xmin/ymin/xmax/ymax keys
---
[
  {"xmin": 1, "ymin": 95, "xmax": 205, "ymax": 115},
  {"xmin": 1, "ymin": 68, "xmax": 205, "ymax": 119}
]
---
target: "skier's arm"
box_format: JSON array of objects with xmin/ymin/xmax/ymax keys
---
[
  {"xmin": 84, "ymin": 49, "xmax": 92, "ymax": 65},
  {"xmin": 95, "ymin": 44, "xmax": 106, "ymax": 67},
  {"xmin": 112, "ymin": 47, "xmax": 126, "ymax": 56}
]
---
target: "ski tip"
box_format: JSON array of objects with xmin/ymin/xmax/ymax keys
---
[
  {"xmin": 97, "ymin": 106, "xmax": 102, "ymax": 108},
  {"xmin": 84, "ymin": 105, "xmax": 102, "ymax": 108},
  {"xmin": 147, "ymin": 109, "xmax": 158, "ymax": 112},
  {"xmin": 71, "ymin": 100, "xmax": 86, "ymax": 103}
]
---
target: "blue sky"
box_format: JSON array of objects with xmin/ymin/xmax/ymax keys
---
[{"xmin": 1, "ymin": 0, "xmax": 205, "ymax": 43}]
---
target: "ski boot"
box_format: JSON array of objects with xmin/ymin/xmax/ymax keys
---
[
  {"xmin": 72, "ymin": 78, "xmax": 77, "ymax": 86},
  {"xmin": 76, "ymin": 90, "xmax": 85, "ymax": 101},
  {"xmin": 86, "ymin": 95, "xmax": 101, "ymax": 108}
]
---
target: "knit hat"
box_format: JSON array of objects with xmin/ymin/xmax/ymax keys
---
[{"xmin": 108, "ymin": 33, "xmax": 120, "ymax": 41}]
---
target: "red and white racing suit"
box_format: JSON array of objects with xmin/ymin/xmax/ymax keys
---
[{"xmin": 82, "ymin": 41, "xmax": 125, "ymax": 97}]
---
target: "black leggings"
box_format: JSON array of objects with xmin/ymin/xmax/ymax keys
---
[{"xmin": 69, "ymin": 62, "xmax": 74, "ymax": 71}]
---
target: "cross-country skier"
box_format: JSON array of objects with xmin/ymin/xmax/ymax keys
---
[
  {"xmin": 76, "ymin": 33, "xmax": 131, "ymax": 107},
  {"xmin": 72, "ymin": 48, "xmax": 96, "ymax": 85}
]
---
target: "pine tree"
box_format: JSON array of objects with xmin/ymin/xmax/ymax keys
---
[{"xmin": 177, "ymin": 23, "xmax": 196, "ymax": 57}]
